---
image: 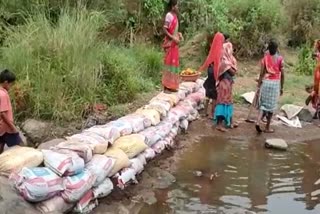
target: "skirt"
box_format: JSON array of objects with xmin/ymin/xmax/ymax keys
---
[
  {"xmin": 214, "ymin": 104, "xmax": 234, "ymax": 127},
  {"xmin": 259, "ymin": 79, "xmax": 280, "ymax": 113}
]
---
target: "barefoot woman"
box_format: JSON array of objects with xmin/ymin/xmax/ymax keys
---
[
  {"xmin": 214, "ymin": 34, "xmax": 238, "ymax": 132},
  {"xmin": 256, "ymin": 40, "xmax": 284, "ymax": 133},
  {"xmin": 162, "ymin": 0, "xmax": 183, "ymax": 93}
]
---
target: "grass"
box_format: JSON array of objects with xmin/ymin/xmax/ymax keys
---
[{"xmin": 0, "ymin": 8, "xmax": 162, "ymax": 122}]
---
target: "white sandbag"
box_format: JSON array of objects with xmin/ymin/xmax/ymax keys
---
[
  {"xmin": 170, "ymin": 106, "xmax": 188, "ymax": 120},
  {"xmin": 155, "ymin": 122, "xmax": 173, "ymax": 138},
  {"xmin": 165, "ymin": 111, "xmax": 180, "ymax": 124},
  {"xmin": 86, "ymin": 155, "xmax": 115, "ymax": 187},
  {"xmin": 83, "ymin": 126, "xmax": 120, "ymax": 145},
  {"xmin": 42, "ymin": 150, "xmax": 84, "ymax": 176},
  {"xmin": 135, "ymin": 108, "xmax": 161, "ymax": 126},
  {"xmin": 139, "ymin": 127, "xmax": 162, "ymax": 147},
  {"xmin": 180, "ymin": 82, "xmax": 199, "ymax": 93},
  {"xmin": 10, "ymin": 167, "xmax": 64, "ymax": 202},
  {"xmin": 144, "ymin": 102, "xmax": 168, "ymax": 118},
  {"xmin": 36, "ymin": 196, "xmax": 73, "ymax": 214},
  {"xmin": 38, "ymin": 139, "xmax": 65, "ymax": 150},
  {"xmin": 142, "ymin": 148, "xmax": 156, "ymax": 160},
  {"xmin": 74, "ymin": 190, "xmax": 98, "ymax": 214},
  {"xmin": 196, "ymin": 78, "xmax": 205, "ymax": 87},
  {"xmin": 136, "ymin": 153, "xmax": 147, "ymax": 166},
  {"xmin": 62, "ymin": 170, "xmax": 96, "ymax": 203},
  {"xmin": 280, "ymin": 104, "xmax": 304, "ymax": 120},
  {"xmin": 164, "ymin": 136, "xmax": 175, "ymax": 149},
  {"xmin": 93, "ymin": 178, "xmax": 113, "ymax": 199},
  {"xmin": 180, "ymin": 119, "xmax": 189, "ymax": 132},
  {"xmin": 129, "ymin": 158, "xmax": 144, "ymax": 175},
  {"xmin": 152, "ymin": 141, "xmax": 166, "ymax": 154},
  {"xmin": 116, "ymin": 168, "xmax": 137, "ymax": 189},
  {"xmin": 104, "ymin": 148, "xmax": 131, "ymax": 176},
  {"xmin": 105, "ymin": 120, "xmax": 133, "ymax": 136},
  {"xmin": 68, "ymin": 132, "xmax": 110, "ymax": 153},
  {"xmin": 177, "ymin": 90, "xmax": 187, "ymax": 100},
  {"xmin": 55, "ymin": 141, "xmax": 93, "ymax": 163},
  {"xmin": 149, "ymin": 99, "xmax": 171, "ymax": 112},
  {"xmin": 0, "ymin": 146, "xmax": 43, "ymax": 176},
  {"xmin": 169, "ymin": 125, "xmax": 179, "ymax": 139},
  {"xmin": 187, "ymin": 91, "xmax": 205, "ymax": 104},
  {"xmin": 151, "ymin": 92, "xmax": 179, "ymax": 107},
  {"xmin": 118, "ymin": 114, "xmax": 151, "ymax": 133},
  {"xmin": 113, "ymin": 134, "xmax": 148, "ymax": 158}
]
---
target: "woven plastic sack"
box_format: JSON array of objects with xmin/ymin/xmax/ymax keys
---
[
  {"xmin": 10, "ymin": 167, "xmax": 64, "ymax": 202},
  {"xmin": 142, "ymin": 148, "xmax": 156, "ymax": 160},
  {"xmin": 188, "ymin": 91, "xmax": 205, "ymax": 104},
  {"xmin": 149, "ymin": 99, "xmax": 171, "ymax": 112},
  {"xmin": 83, "ymin": 126, "xmax": 120, "ymax": 145},
  {"xmin": 67, "ymin": 133, "xmax": 109, "ymax": 154},
  {"xmin": 55, "ymin": 141, "xmax": 93, "ymax": 163},
  {"xmin": 164, "ymin": 136, "xmax": 175, "ymax": 149},
  {"xmin": 93, "ymin": 178, "xmax": 114, "ymax": 199},
  {"xmin": 62, "ymin": 170, "xmax": 96, "ymax": 203},
  {"xmin": 136, "ymin": 153, "xmax": 147, "ymax": 166},
  {"xmin": 86, "ymin": 155, "xmax": 115, "ymax": 187},
  {"xmin": 118, "ymin": 114, "xmax": 151, "ymax": 133},
  {"xmin": 143, "ymin": 104, "xmax": 167, "ymax": 118},
  {"xmin": 0, "ymin": 146, "xmax": 43, "ymax": 177},
  {"xmin": 170, "ymin": 106, "xmax": 188, "ymax": 120},
  {"xmin": 104, "ymin": 148, "xmax": 131, "ymax": 176},
  {"xmin": 139, "ymin": 127, "xmax": 162, "ymax": 147},
  {"xmin": 74, "ymin": 190, "xmax": 98, "ymax": 214},
  {"xmin": 38, "ymin": 139, "xmax": 65, "ymax": 150},
  {"xmin": 155, "ymin": 122, "xmax": 173, "ymax": 138},
  {"xmin": 169, "ymin": 125, "xmax": 179, "ymax": 139},
  {"xmin": 113, "ymin": 134, "xmax": 148, "ymax": 158},
  {"xmin": 129, "ymin": 158, "xmax": 144, "ymax": 175},
  {"xmin": 36, "ymin": 196, "xmax": 73, "ymax": 214},
  {"xmin": 180, "ymin": 82, "xmax": 199, "ymax": 93},
  {"xmin": 136, "ymin": 108, "xmax": 161, "ymax": 126},
  {"xmin": 164, "ymin": 111, "xmax": 180, "ymax": 124},
  {"xmin": 42, "ymin": 150, "xmax": 84, "ymax": 176},
  {"xmin": 152, "ymin": 141, "xmax": 166, "ymax": 154},
  {"xmin": 104, "ymin": 120, "xmax": 133, "ymax": 136},
  {"xmin": 180, "ymin": 119, "xmax": 189, "ymax": 132},
  {"xmin": 116, "ymin": 168, "xmax": 137, "ymax": 189}
]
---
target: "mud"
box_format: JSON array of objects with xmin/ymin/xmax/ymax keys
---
[{"xmin": 93, "ymin": 105, "xmax": 320, "ymax": 214}]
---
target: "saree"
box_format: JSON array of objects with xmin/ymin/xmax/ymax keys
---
[
  {"xmin": 259, "ymin": 53, "xmax": 283, "ymax": 113},
  {"xmin": 214, "ymin": 42, "xmax": 237, "ymax": 127},
  {"xmin": 162, "ymin": 13, "xmax": 180, "ymax": 91}
]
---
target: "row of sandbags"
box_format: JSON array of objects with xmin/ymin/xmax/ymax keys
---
[{"xmin": 0, "ymin": 79, "xmax": 205, "ymax": 213}]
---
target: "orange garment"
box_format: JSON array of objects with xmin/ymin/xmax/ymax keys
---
[{"xmin": 0, "ymin": 87, "xmax": 14, "ymax": 136}]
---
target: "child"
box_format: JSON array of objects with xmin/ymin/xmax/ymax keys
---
[
  {"xmin": 305, "ymin": 84, "xmax": 320, "ymax": 119},
  {"xmin": 203, "ymin": 63, "xmax": 217, "ymax": 118},
  {"xmin": 0, "ymin": 69, "xmax": 21, "ymax": 154}
]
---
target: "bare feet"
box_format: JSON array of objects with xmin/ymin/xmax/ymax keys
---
[
  {"xmin": 216, "ymin": 126, "xmax": 227, "ymax": 132},
  {"xmin": 264, "ymin": 128, "xmax": 275, "ymax": 133},
  {"xmin": 231, "ymin": 122, "xmax": 239, "ymax": 129}
]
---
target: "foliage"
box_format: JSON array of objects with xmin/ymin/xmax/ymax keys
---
[
  {"xmin": 294, "ymin": 45, "xmax": 316, "ymax": 75},
  {"xmin": 0, "ymin": 8, "xmax": 162, "ymax": 121}
]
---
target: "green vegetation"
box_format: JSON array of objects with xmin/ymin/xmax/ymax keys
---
[{"xmin": 0, "ymin": 0, "xmax": 319, "ymax": 122}]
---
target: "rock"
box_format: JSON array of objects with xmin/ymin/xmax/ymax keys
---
[
  {"xmin": 298, "ymin": 108, "xmax": 314, "ymax": 122},
  {"xmin": 281, "ymin": 104, "xmax": 303, "ymax": 120},
  {"xmin": 193, "ymin": 171, "xmax": 203, "ymax": 177},
  {"xmin": 22, "ymin": 119, "xmax": 51, "ymax": 143},
  {"xmin": 148, "ymin": 168, "xmax": 176, "ymax": 189},
  {"xmin": 0, "ymin": 176, "xmax": 40, "ymax": 214},
  {"xmin": 265, "ymin": 139, "xmax": 288, "ymax": 151},
  {"xmin": 37, "ymin": 138, "xmax": 65, "ymax": 150}
]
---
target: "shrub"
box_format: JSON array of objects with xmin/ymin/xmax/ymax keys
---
[{"xmin": 294, "ymin": 45, "xmax": 316, "ymax": 75}]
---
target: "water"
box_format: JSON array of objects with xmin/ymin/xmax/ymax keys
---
[{"xmin": 139, "ymin": 137, "xmax": 320, "ymax": 214}]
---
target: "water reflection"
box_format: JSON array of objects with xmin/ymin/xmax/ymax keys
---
[{"xmin": 140, "ymin": 137, "xmax": 320, "ymax": 214}]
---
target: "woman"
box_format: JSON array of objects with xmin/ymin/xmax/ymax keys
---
[
  {"xmin": 256, "ymin": 40, "xmax": 284, "ymax": 133},
  {"xmin": 311, "ymin": 40, "xmax": 320, "ymax": 118},
  {"xmin": 162, "ymin": 0, "xmax": 183, "ymax": 93},
  {"xmin": 214, "ymin": 34, "xmax": 238, "ymax": 132},
  {"xmin": 199, "ymin": 32, "xmax": 225, "ymax": 119}
]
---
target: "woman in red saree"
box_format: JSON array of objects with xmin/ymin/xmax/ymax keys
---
[{"xmin": 162, "ymin": 0, "xmax": 183, "ymax": 92}]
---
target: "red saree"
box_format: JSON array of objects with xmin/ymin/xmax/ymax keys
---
[
  {"xmin": 162, "ymin": 13, "xmax": 179, "ymax": 91},
  {"xmin": 312, "ymin": 40, "xmax": 320, "ymax": 109}
]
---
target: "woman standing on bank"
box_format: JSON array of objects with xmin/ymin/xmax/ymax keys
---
[{"xmin": 162, "ymin": 0, "xmax": 183, "ymax": 93}]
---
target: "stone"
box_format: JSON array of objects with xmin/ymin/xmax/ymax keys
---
[
  {"xmin": 37, "ymin": 138, "xmax": 65, "ymax": 150},
  {"xmin": 298, "ymin": 108, "xmax": 314, "ymax": 122},
  {"xmin": 265, "ymin": 138, "xmax": 288, "ymax": 151},
  {"xmin": 148, "ymin": 168, "xmax": 176, "ymax": 189},
  {"xmin": 0, "ymin": 176, "xmax": 40, "ymax": 214},
  {"xmin": 22, "ymin": 119, "xmax": 51, "ymax": 143}
]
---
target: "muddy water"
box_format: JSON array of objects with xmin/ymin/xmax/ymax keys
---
[{"xmin": 139, "ymin": 137, "xmax": 320, "ymax": 214}]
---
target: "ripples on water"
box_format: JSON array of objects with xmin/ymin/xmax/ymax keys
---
[{"xmin": 140, "ymin": 137, "xmax": 320, "ymax": 214}]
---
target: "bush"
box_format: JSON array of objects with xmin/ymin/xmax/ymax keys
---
[
  {"xmin": 0, "ymin": 8, "xmax": 161, "ymax": 121},
  {"xmin": 294, "ymin": 45, "xmax": 316, "ymax": 75}
]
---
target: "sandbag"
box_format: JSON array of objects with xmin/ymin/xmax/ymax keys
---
[
  {"xmin": 104, "ymin": 148, "xmax": 131, "ymax": 176},
  {"xmin": 196, "ymin": 78, "xmax": 205, "ymax": 87},
  {"xmin": 116, "ymin": 168, "xmax": 137, "ymax": 189},
  {"xmin": 118, "ymin": 114, "xmax": 151, "ymax": 133},
  {"xmin": 129, "ymin": 158, "xmax": 144, "ymax": 175},
  {"xmin": 169, "ymin": 125, "xmax": 179, "ymax": 139},
  {"xmin": 113, "ymin": 134, "xmax": 148, "ymax": 158},
  {"xmin": 164, "ymin": 136, "xmax": 175, "ymax": 149},
  {"xmin": 139, "ymin": 127, "xmax": 162, "ymax": 147},
  {"xmin": 86, "ymin": 155, "xmax": 115, "ymax": 187},
  {"xmin": 93, "ymin": 178, "xmax": 113, "ymax": 199},
  {"xmin": 165, "ymin": 112, "xmax": 180, "ymax": 124},
  {"xmin": 10, "ymin": 167, "xmax": 64, "ymax": 202},
  {"xmin": 83, "ymin": 126, "xmax": 120, "ymax": 145},
  {"xmin": 155, "ymin": 122, "xmax": 173, "ymax": 138},
  {"xmin": 73, "ymin": 190, "xmax": 96, "ymax": 214},
  {"xmin": 36, "ymin": 196, "xmax": 73, "ymax": 214},
  {"xmin": 149, "ymin": 99, "xmax": 171, "ymax": 112},
  {"xmin": 143, "ymin": 104, "xmax": 167, "ymax": 118},
  {"xmin": 151, "ymin": 92, "xmax": 179, "ymax": 107},
  {"xmin": 42, "ymin": 150, "xmax": 84, "ymax": 176},
  {"xmin": 55, "ymin": 141, "xmax": 93, "ymax": 163},
  {"xmin": 135, "ymin": 108, "xmax": 161, "ymax": 126},
  {"xmin": 142, "ymin": 148, "xmax": 156, "ymax": 160},
  {"xmin": 67, "ymin": 133, "xmax": 110, "ymax": 153},
  {"xmin": 136, "ymin": 153, "xmax": 147, "ymax": 166},
  {"xmin": 104, "ymin": 120, "xmax": 133, "ymax": 136},
  {"xmin": 38, "ymin": 139, "xmax": 65, "ymax": 150},
  {"xmin": 152, "ymin": 141, "xmax": 166, "ymax": 154},
  {"xmin": 187, "ymin": 91, "xmax": 205, "ymax": 104},
  {"xmin": 0, "ymin": 146, "xmax": 43, "ymax": 176},
  {"xmin": 180, "ymin": 119, "xmax": 189, "ymax": 132},
  {"xmin": 170, "ymin": 106, "xmax": 188, "ymax": 120},
  {"xmin": 62, "ymin": 170, "xmax": 96, "ymax": 203},
  {"xmin": 180, "ymin": 82, "xmax": 199, "ymax": 93}
]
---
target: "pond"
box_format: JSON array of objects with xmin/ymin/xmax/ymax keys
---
[{"xmin": 138, "ymin": 137, "xmax": 320, "ymax": 214}]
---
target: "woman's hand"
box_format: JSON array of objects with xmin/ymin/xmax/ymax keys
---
[
  {"xmin": 173, "ymin": 36, "xmax": 180, "ymax": 44},
  {"xmin": 178, "ymin": 32, "xmax": 184, "ymax": 41},
  {"xmin": 280, "ymin": 88, "xmax": 284, "ymax": 96}
]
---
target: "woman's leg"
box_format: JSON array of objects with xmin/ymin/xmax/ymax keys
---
[
  {"xmin": 216, "ymin": 116, "xmax": 227, "ymax": 132},
  {"xmin": 264, "ymin": 112, "xmax": 275, "ymax": 133},
  {"xmin": 209, "ymin": 99, "xmax": 216, "ymax": 119},
  {"xmin": 255, "ymin": 110, "xmax": 264, "ymax": 133}
]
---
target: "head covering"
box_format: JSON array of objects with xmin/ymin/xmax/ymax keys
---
[
  {"xmin": 219, "ymin": 42, "xmax": 237, "ymax": 77},
  {"xmin": 199, "ymin": 32, "xmax": 224, "ymax": 81}
]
